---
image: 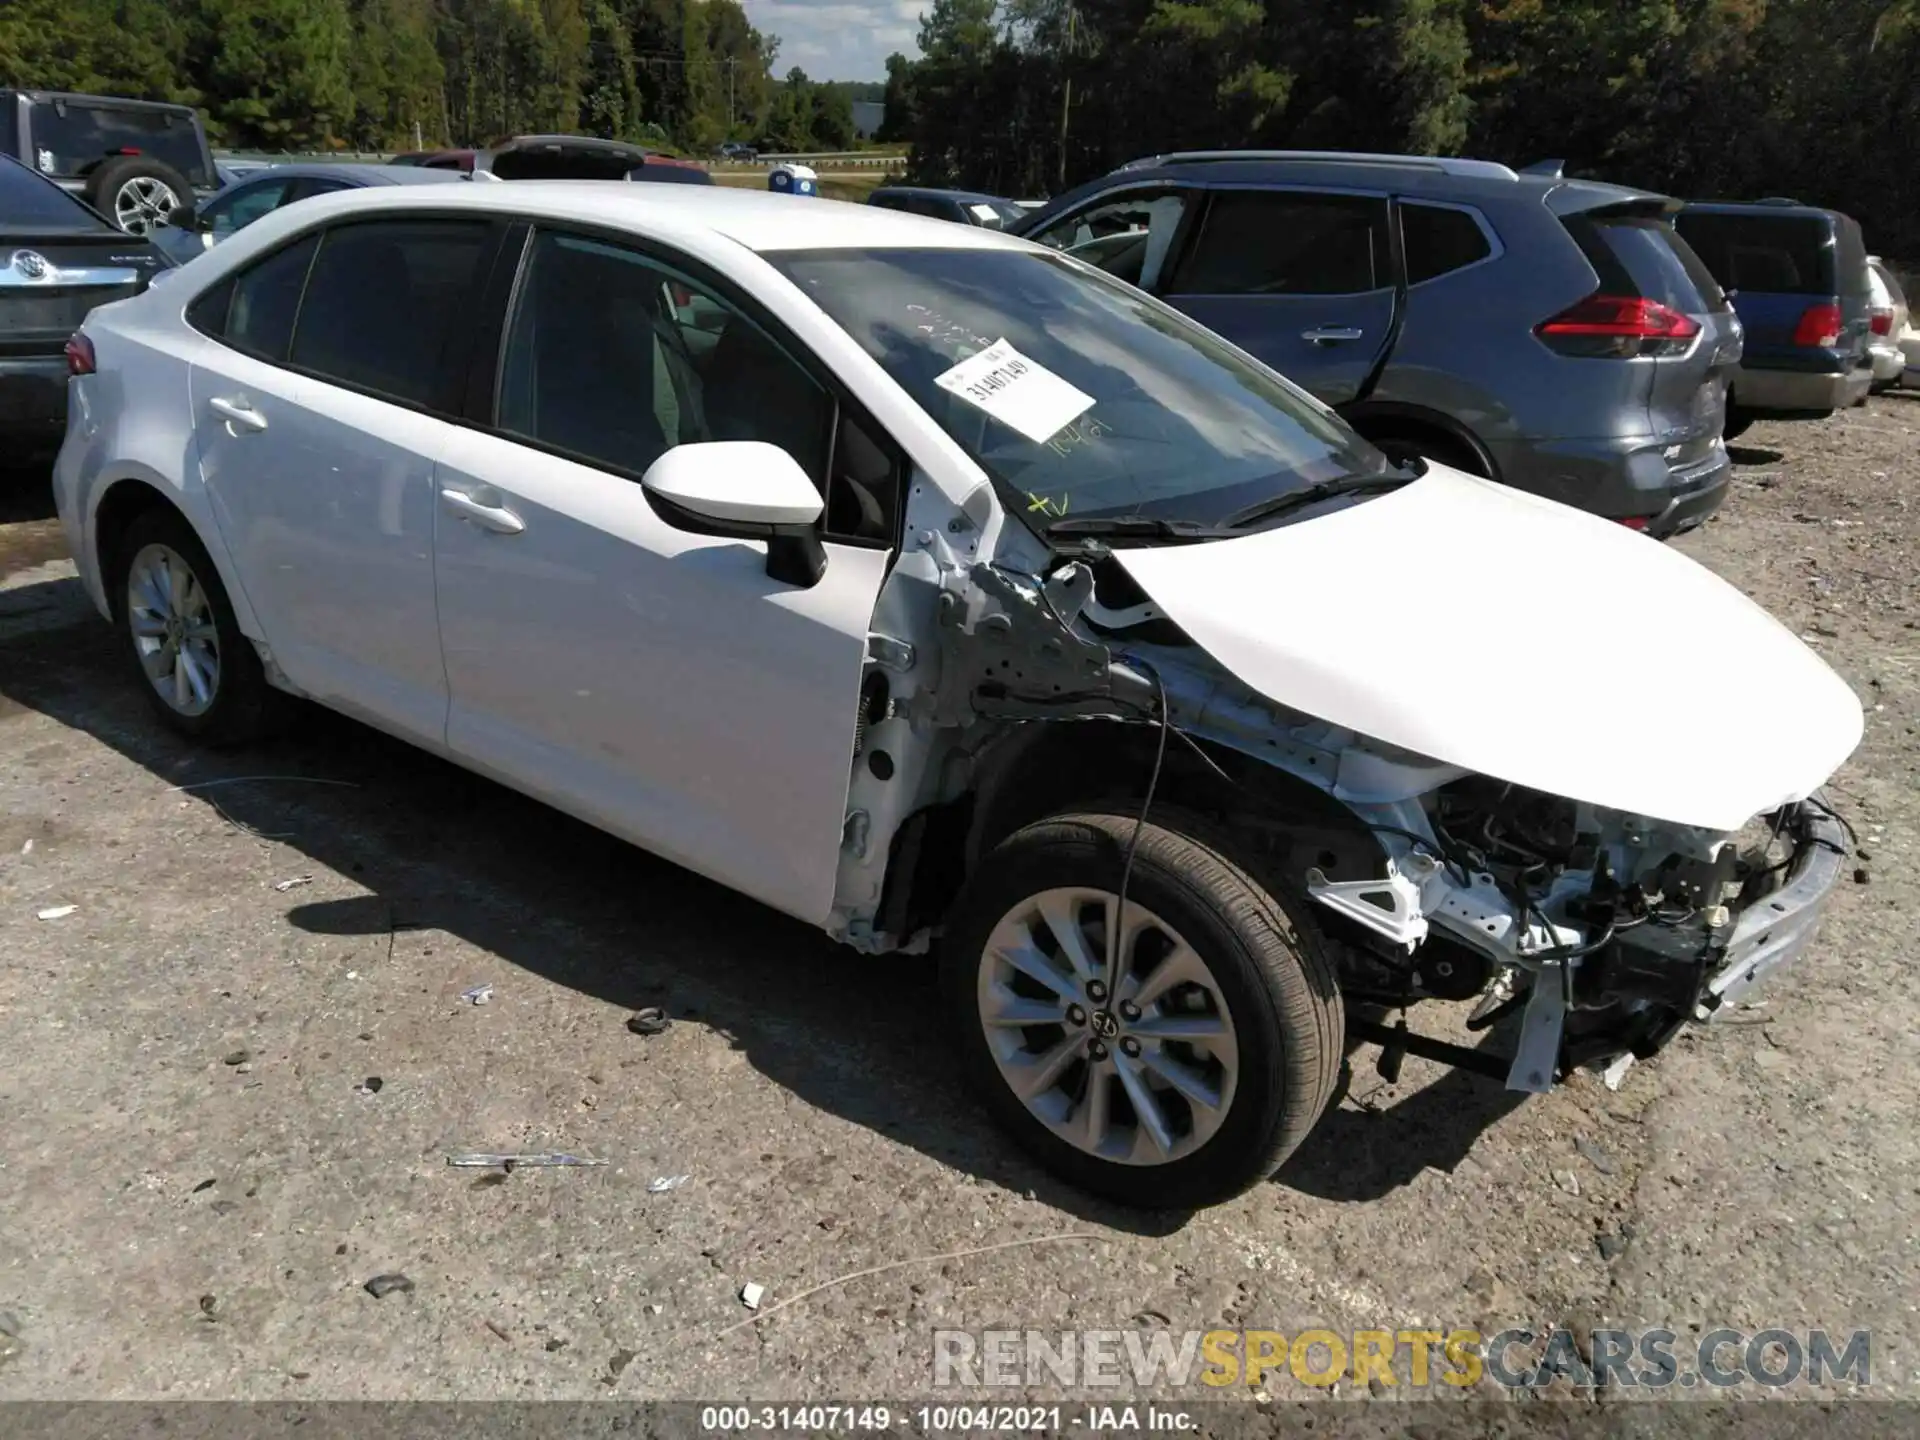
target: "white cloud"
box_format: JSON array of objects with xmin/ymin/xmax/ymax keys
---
[{"xmin": 742, "ymin": 0, "xmax": 925, "ymax": 81}]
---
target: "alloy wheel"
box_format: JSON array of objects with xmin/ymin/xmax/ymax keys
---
[
  {"xmin": 976, "ymin": 886, "xmax": 1240, "ymax": 1165},
  {"xmin": 113, "ymin": 176, "xmax": 180, "ymax": 236},
  {"xmin": 126, "ymin": 542, "xmax": 221, "ymax": 717}
]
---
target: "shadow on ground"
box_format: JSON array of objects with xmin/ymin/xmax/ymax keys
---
[
  {"xmin": 0, "ymin": 567, "xmax": 1522, "ymax": 1221},
  {"xmin": 1727, "ymin": 444, "xmax": 1785, "ymax": 466}
]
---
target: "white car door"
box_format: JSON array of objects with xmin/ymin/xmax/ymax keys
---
[
  {"xmin": 431, "ymin": 227, "xmax": 898, "ymax": 925},
  {"xmin": 188, "ymin": 216, "xmax": 498, "ymax": 743}
]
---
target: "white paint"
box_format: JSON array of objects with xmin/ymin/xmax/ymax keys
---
[
  {"xmin": 934, "ymin": 339, "xmax": 1095, "ymax": 443},
  {"xmin": 1115, "ymin": 464, "xmax": 1863, "ymax": 832},
  {"xmin": 640, "ymin": 442, "xmax": 823, "ymax": 526}
]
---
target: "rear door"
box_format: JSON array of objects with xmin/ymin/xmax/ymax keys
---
[
  {"xmin": 1159, "ymin": 187, "xmax": 1396, "ymax": 403},
  {"xmin": 1575, "ymin": 207, "xmax": 1741, "ymax": 463},
  {"xmin": 188, "ymin": 216, "xmax": 501, "ymax": 743}
]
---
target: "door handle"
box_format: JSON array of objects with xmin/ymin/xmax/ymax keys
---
[
  {"xmin": 208, "ymin": 395, "xmax": 268, "ymax": 432},
  {"xmin": 1302, "ymin": 327, "xmax": 1364, "ymax": 345},
  {"xmin": 439, "ymin": 487, "xmax": 525, "ymax": 535}
]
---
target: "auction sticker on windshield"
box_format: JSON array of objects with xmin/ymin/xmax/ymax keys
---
[{"xmin": 934, "ymin": 338, "xmax": 1095, "ymax": 443}]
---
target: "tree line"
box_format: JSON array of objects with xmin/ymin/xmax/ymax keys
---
[
  {"xmin": 0, "ymin": 0, "xmax": 868, "ymax": 153},
  {"xmin": 882, "ymin": 0, "xmax": 1920, "ymax": 257}
]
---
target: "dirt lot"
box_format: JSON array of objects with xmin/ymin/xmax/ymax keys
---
[{"xmin": 1, "ymin": 399, "xmax": 1917, "ymax": 1408}]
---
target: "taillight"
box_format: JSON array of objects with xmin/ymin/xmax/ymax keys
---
[
  {"xmin": 1791, "ymin": 303, "xmax": 1843, "ymax": 347},
  {"xmin": 1535, "ymin": 295, "xmax": 1701, "ymax": 358},
  {"xmin": 1869, "ymin": 309, "xmax": 1892, "ymax": 337},
  {"xmin": 1614, "ymin": 515, "xmax": 1651, "ymax": 531},
  {"xmin": 65, "ymin": 332, "xmax": 96, "ymax": 377}
]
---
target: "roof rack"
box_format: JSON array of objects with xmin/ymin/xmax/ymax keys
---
[{"xmin": 1119, "ymin": 149, "xmax": 1521, "ymax": 181}]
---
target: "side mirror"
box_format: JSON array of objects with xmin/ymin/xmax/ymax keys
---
[
  {"xmin": 640, "ymin": 441, "xmax": 828, "ymax": 587},
  {"xmin": 162, "ymin": 199, "xmax": 199, "ymax": 231}
]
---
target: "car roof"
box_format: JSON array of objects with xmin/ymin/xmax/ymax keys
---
[
  {"xmin": 1022, "ymin": 151, "xmax": 1668, "ymax": 229},
  {"xmin": 230, "ymin": 163, "xmax": 467, "ymax": 187},
  {"xmin": 1680, "ymin": 199, "xmax": 1846, "ymax": 224},
  {"xmin": 211, "ymin": 179, "xmax": 1031, "ymax": 258}
]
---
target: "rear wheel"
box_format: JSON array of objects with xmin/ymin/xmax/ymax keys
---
[
  {"xmin": 114, "ymin": 507, "xmax": 279, "ymax": 744},
  {"xmin": 1722, "ymin": 407, "xmax": 1754, "ymax": 441},
  {"xmin": 941, "ymin": 810, "xmax": 1344, "ymax": 1208}
]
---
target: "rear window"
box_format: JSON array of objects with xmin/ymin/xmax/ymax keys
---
[
  {"xmin": 1673, "ymin": 211, "xmax": 1837, "ymax": 296},
  {"xmin": 25, "ymin": 100, "xmax": 210, "ymax": 185},
  {"xmin": 0, "ymin": 155, "xmax": 113, "ymax": 230},
  {"xmin": 492, "ymin": 146, "xmax": 637, "ymax": 181},
  {"xmin": 1590, "ymin": 214, "xmax": 1729, "ymax": 313}
]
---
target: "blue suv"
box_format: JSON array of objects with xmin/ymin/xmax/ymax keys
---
[{"xmin": 1015, "ymin": 151, "xmax": 1742, "ymax": 536}]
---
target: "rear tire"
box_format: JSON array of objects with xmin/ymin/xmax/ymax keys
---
[
  {"xmin": 113, "ymin": 506, "xmax": 280, "ymax": 745},
  {"xmin": 940, "ymin": 809, "xmax": 1344, "ymax": 1208}
]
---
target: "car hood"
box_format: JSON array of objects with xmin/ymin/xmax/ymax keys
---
[{"xmin": 1112, "ymin": 465, "xmax": 1863, "ymax": 832}]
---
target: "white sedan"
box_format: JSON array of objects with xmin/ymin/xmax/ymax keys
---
[{"xmin": 54, "ymin": 183, "xmax": 1861, "ymax": 1207}]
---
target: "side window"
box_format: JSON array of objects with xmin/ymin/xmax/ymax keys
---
[
  {"xmin": 1169, "ymin": 191, "xmax": 1389, "ymax": 296},
  {"xmin": 1401, "ymin": 202, "xmax": 1493, "ymax": 285},
  {"xmin": 288, "ymin": 219, "xmax": 494, "ymax": 409},
  {"xmin": 205, "ymin": 179, "xmax": 293, "ymax": 241},
  {"xmin": 187, "ymin": 232, "xmax": 320, "ymax": 361},
  {"xmin": 1029, "ymin": 189, "xmax": 1191, "ymax": 290},
  {"xmin": 497, "ymin": 229, "xmax": 836, "ymax": 504}
]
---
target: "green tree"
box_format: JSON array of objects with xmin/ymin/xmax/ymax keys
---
[
  {"xmin": 195, "ymin": 0, "xmax": 355, "ymax": 147},
  {"xmin": 876, "ymin": 51, "xmax": 919, "ymax": 144}
]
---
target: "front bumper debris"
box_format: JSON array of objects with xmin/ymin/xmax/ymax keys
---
[{"xmin": 1702, "ymin": 801, "xmax": 1849, "ymax": 1014}]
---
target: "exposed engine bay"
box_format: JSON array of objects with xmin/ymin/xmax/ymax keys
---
[{"xmin": 828, "ymin": 479, "xmax": 1851, "ymax": 1094}]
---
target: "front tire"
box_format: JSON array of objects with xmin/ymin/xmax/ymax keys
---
[
  {"xmin": 941, "ymin": 810, "xmax": 1344, "ymax": 1208},
  {"xmin": 114, "ymin": 507, "xmax": 279, "ymax": 744}
]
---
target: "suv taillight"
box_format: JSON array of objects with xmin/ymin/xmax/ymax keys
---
[
  {"xmin": 1869, "ymin": 309, "xmax": 1893, "ymax": 337},
  {"xmin": 65, "ymin": 333, "xmax": 96, "ymax": 377},
  {"xmin": 1791, "ymin": 303, "xmax": 1843, "ymax": 347},
  {"xmin": 1535, "ymin": 295, "xmax": 1701, "ymax": 358}
]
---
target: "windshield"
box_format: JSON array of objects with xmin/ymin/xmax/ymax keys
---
[{"xmin": 769, "ymin": 247, "xmax": 1392, "ymax": 532}]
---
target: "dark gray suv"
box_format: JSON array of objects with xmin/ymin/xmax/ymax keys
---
[{"xmin": 1015, "ymin": 151, "xmax": 1742, "ymax": 536}]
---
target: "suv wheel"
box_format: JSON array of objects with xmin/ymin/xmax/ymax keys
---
[
  {"xmin": 941, "ymin": 810, "xmax": 1344, "ymax": 1208},
  {"xmin": 86, "ymin": 156, "xmax": 192, "ymax": 236}
]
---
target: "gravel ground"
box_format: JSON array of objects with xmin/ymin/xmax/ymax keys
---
[{"xmin": 1, "ymin": 399, "xmax": 1916, "ymax": 1409}]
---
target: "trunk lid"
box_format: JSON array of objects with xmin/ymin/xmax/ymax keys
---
[
  {"xmin": 1110, "ymin": 464, "xmax": 1862, "ymax": 832},
  {"xmin": 1, "ymin": 230, "xmax": 157, "ymax": 356}
]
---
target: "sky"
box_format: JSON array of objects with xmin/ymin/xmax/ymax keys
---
[{"xmin": 741, "ymin": 0, "xmax": 925, "ymax": 82}]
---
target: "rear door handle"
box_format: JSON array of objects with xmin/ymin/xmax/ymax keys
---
[
  {"xmin": 439, "ymin": 487, "xmax": 525, "ymax": 536},
  {"xmin": 208, "ymin": 395, "xmax": 268, "ymax": 432},
  {"xmin": 1302, "ymin": 327, "xmax": 1364, "ymax": 345}
]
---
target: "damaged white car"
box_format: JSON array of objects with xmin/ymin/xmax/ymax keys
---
[{"xmin": 54, "ymin": 184, "xmax": 1862, "ymax": 1207}]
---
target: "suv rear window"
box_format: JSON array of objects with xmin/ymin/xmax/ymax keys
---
[
  {"xmin": 26, "ymin": 100, "xmax": 210, "ymax": 185},
  {"xmin": 491, "ymin": 146, "xmax": 637, "ymax": 181},
  {"xmin": 1673, "ymin": 211, "xmax": 1836, "ymax": 296},
  {"xmin": 0, "ymin": 155, "xmax": 112, "ymax": 230},
  {"xmin": 1587, "ymin": 214, "xmax": 1729, "ymax": 313}
]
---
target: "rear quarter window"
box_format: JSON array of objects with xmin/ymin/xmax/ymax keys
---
[
  {"xmin": 1674, "ymin": 211, "xmax": 1837, "ymax": 296},
  {"xmin": 1400, "ymin": 202, "xmax": 1493, "ymax": 284}
]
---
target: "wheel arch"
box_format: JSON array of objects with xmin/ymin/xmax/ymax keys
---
[
  {"xmin": 89, "ymin": 474, "xmax": 262, "ymax": 640},
  {"xmin": 1342, "ymin": 400, "xmax": 1499, "ymax": 480}
]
